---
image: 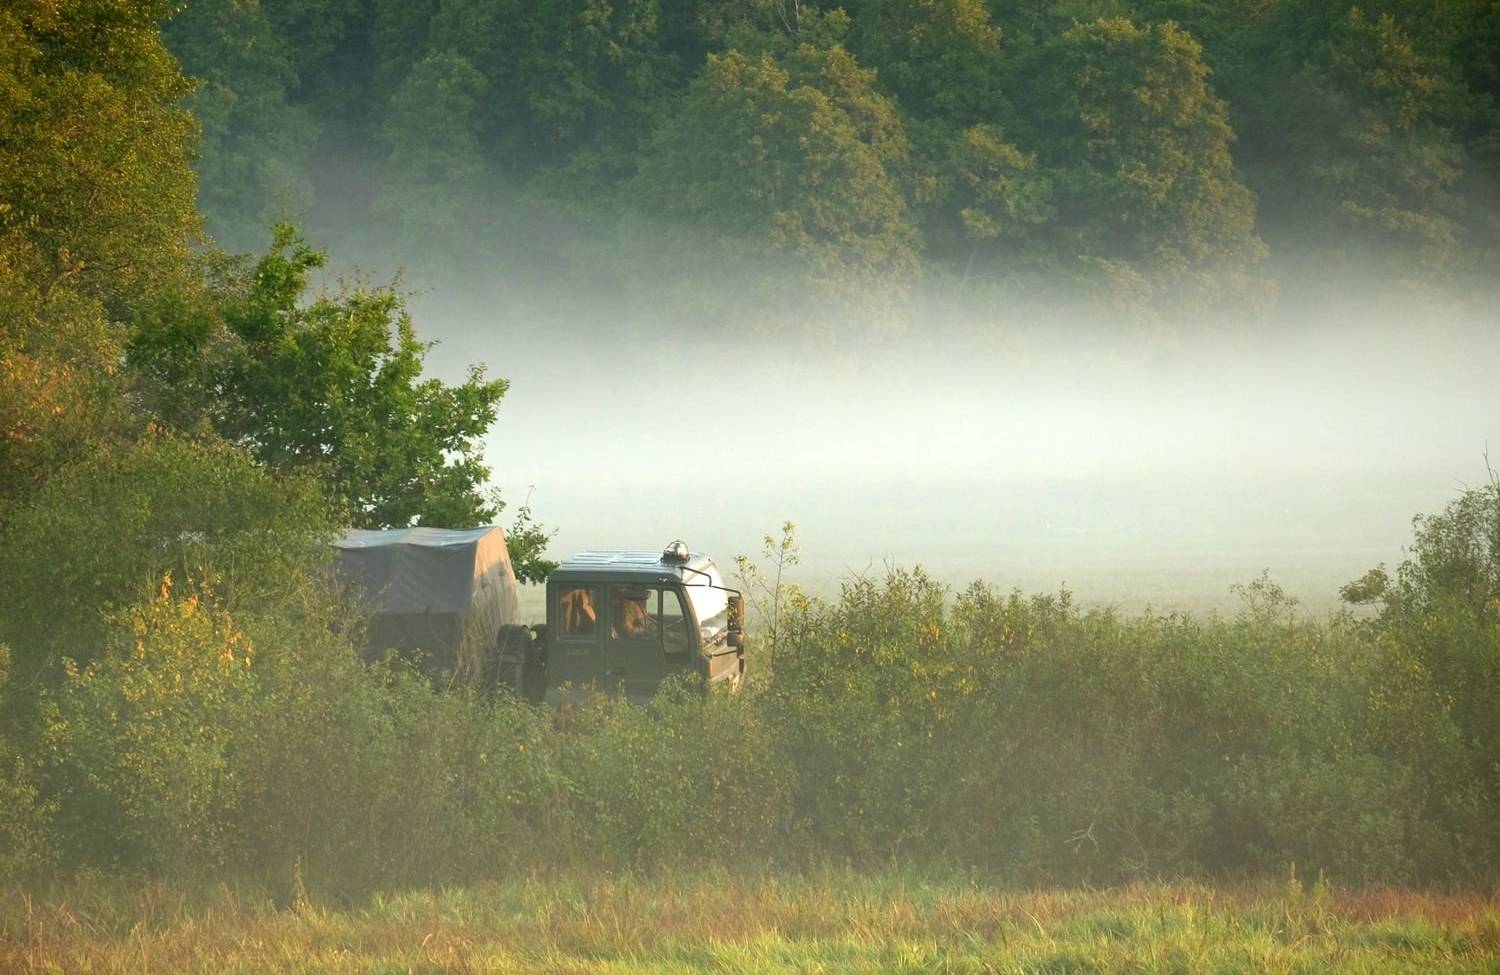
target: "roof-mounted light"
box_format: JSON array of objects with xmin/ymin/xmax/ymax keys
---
[{"xmin": 662, "ymin": 540, "xmax": 691, "ymax": 564}]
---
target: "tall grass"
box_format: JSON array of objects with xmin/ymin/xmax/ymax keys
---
[{"xmin": 4, "ymin": 869, "xmax": 1497, "ymax": 974}]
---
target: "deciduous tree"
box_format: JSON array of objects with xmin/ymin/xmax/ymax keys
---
[
  {"xmin": 165, "ymin": 0, "xmax": 316, "ymax": 250},
  {"xmin": 1028, "ymin": 18, "xmax": 1264, "ymax": 311},
  {"xmin": 152, "ymin": 224, "xmax": 510, "ymax": 530},
  {"xmin": 374, "ymin": 52, "xmax": 497, "ymax": 270},
  {"xmin": 0, "ymin": 0, "xmax": 199, "ymax": 508},
  {"xmin": 846, "ymin": 0, "xmax": 1007, "ymax": 124},
  {"xmin": 632, "ymin": 42, "xmax": 920, "ymax": 316}
]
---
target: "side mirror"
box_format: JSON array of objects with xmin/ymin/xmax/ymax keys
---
[
  {"xmin": 728, "ymin": 593, "xmax": 744, "ymax": 631},
  {"xmin": 728, "ymin": 630, "xmax": 744, "ymax": 650}
]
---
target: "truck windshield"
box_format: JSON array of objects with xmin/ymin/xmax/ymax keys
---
[{"xmin": 683, "ymin": 574, "xmax": 730, "ymax": 643}]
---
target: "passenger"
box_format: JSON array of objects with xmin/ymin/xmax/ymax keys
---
[{"xmin": 560, "ymin": 587, "xmax": 596, "ymax": 635}]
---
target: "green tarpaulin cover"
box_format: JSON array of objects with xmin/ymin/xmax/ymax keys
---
[{"xmin": 333, "ymin": 526, "xmax": 519, "ymax": 681}]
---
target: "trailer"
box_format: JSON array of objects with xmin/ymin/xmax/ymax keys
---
[{"xmin": 333, "ymin": 525, "xmax": 520, "ymax": 686}]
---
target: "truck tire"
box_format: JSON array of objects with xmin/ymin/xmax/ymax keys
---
[
  {"xmin": 496, "ymin": 624, "xmax": 533, "ymax": 698},
  {"xmin": 523, "ymin": 624, "xmax": 549, "ymax": 703}
]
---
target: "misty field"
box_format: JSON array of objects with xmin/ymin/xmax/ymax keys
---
[{"xmin": 6, "ymin": 872, "xmax": 1498, "ymax": 975}]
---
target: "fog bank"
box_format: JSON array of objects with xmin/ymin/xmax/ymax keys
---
[{"xmin": 391, "ymin": 278, "xmax": 1497, "ymax": 613}]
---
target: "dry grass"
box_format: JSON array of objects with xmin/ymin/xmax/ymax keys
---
[{"xmin": 3, "ymin": 870, "xmax": 1496, "ymax": 974}]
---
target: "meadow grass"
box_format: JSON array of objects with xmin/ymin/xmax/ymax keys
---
[{"xmin": 4, "ymin": 869, "xmax": 1496, "ymax": 974}]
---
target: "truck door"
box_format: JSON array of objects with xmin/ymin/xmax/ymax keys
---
[
  {"xmin": 546, "ymin": 583, "xmax": 603, "ymax": 699},
  {"xmin": 659, "ymin": 587, "xmax": 696, "ymax": 676},
  {"xmin": 605, "ymin": 585, "xmax": 669, "ymax": 702}
]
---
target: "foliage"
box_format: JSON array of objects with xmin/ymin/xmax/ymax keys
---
[
  {"xmin": 0, "ymin": 647, "xmax": 56, "ymax": 879},
  {"xmin": 0, "ymin": 432, "xmax": 336, "ymax": 679},
  {"xmin": 214, "ymin": 612, "xmax": 567, "ymax": 892},
  {"xmin": 0, "ymin": 747, "xmax": 53, "ymax": 880},
  {"xmin": 0, "ymin": 0, "xmax": 200, "ymax": 508},
  {"xmin": 216, "ymin": 225, "xmax": 506, "ymax": 530},
  {"xmin": 762, "ymin": 565, "xmax": 1464, "ymax": 884},
  {"xmin": 0, "ymin": 287, "xmax": 128, "ymax": 515},
  {"xmin": 49, "ymin": 576, "xmax": 260, "ymax": 873},
  {"xmin": 915, "ymin": 120, "xmax": 1055, "ymax": 283},
  {"xmin": 846, "ymin": 0, "xmax": 1008, "ymax": 124},
  {"xmin": 373, "ymin": 52, "xmax": 496, "ymax": 271},
  {"xmin": 1024, "ymin": 17, "xmax": 1266, "ymax": 312},
  {"xmin": 1288, "ymin": 8, "xmax": 1463, "ymax": 276},
  {"xmin": 1341, "ymin": 479, "xmax": 1500, "ymax": 879},
  {"xmin": 129, "ymin": 224, "xmax": 511, "ymax": 532},
  {"xmin": 0, "ymin": 0, "xmax": 199, "ymax": 308},
  {"xmin": 732, "ymin": 520, "xmax": 804, "ymax": 668},
  {"xmin": 423, "ymin": 0, "xmax": 668, "ymax": 174},
  {"xmin": 8, "ymin": 486, "xmax": 1500, "ymax": 893},
  {"xmin": 164, "ymin": 0, "xmax": 316, "ymax": 251},
  {"xmin": 141, "ymin": 0, "xmax": 1500, "ymax": 320},
  {"xmin": 554, "ymin": 680, "xmax": 792, "ymax": 867},
  {"xmin": 499, "ymin": 496, "xmax": 560, "ymax": 585},
  {"xmin": 631, "ymin": 42, "xmax": 920, "ymax": 320}
]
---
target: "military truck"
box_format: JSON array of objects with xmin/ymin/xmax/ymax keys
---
[
  {"xmin": 335, "ymin": 529, "xmax": 744, "ymax": 703},
  {"xmin": 501, "ymin": 541, "xmax": 745, "ymax": 705}
]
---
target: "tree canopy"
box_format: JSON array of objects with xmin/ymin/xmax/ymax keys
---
[
  {"xmin": 146, "ymin": 0, "xmax": 1500, "ymax": 321},
  {"xmin": 1028, "ymin": 18, "xmax": 1265, "ymax": 309},
  {"xmin": 1, "ymin": 1, "xmax": 551, "ymax": 618},
  {"xmin": 0, "ymin": 0, "xmax": 199, "ymax": 509},
  {"xmin": 634, "ymin": 41, "xmax": 921, "ymax": 311},
  {"xmin": 127, "ymin": 224, "xmax": 512, "ymax": 530}
]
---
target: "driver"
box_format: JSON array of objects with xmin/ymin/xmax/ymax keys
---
[{"xmin": 613, "ymin": 592, "xmax": 658, "ymax": 640}]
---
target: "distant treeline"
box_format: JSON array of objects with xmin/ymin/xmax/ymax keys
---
[{"xmin": 166, "ymin": 0, "xmax": 1500, "ymax": 316}]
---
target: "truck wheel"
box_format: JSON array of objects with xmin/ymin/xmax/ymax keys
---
[
  {"xmin": 523, "ymin": 624, "xmax": 549, "ymax": 704},
  {"xmin": 497, "ymin": 623, "xmax": 533, "ymax": 698}
]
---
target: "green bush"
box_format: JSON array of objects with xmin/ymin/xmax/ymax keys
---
[
  {"xmin": 44, "ymin": 570, "xmax": 567, "ymax": 893},
  {"xmin": 49, "ymin": 577, "xmax": 260, "ymax": 873},
  {"xmin": 1342, "ymin": 481, "xmax": 1500, "ymax": 880},
  {"xmin": 759, "ymin": 544, "xmax": 1499, "ymax": 885},
  {"xmin": 0, "ymin": 646, "xmax": 56, "ymax": 881},
  {"xmin": 765, "ymin": 568, "xmax": 954, "ymax": 859},
  {"xmin": 556, "ymin": 678, "xmax": 794, "ymax": 869},
  {"xmin": 22, "ymin": 486, "xmax": 1500, "ymax": 892},
  {"xmin": 0, "ymin": 430, "xmax": 336, "ymax": 680}
]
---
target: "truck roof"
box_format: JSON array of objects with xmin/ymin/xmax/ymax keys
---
[{"xmin": 549, "ymin": 549, "xmax": 720, "ymax": 586}]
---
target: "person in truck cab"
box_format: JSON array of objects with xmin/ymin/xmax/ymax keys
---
[
  {"xmin": 612, "ymin": 590, "xmax": 658, "ymax": 640},
  {"xmin": 559, "ymin": 587, "xmax": 597, "ymax": 634}
]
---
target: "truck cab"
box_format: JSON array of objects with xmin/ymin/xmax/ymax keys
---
[{"xmin": 525, "ymin": 542, "xmax": 744, "ymax": 705}]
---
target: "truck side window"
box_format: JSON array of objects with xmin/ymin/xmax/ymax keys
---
[
  {"xmin": 558, "ymin": 586, "xmax": 597, "ymax": 638},
  {"xmin": 662, "ymin": 589, "xmax": 690, "ymax": 656},
  {"xmin": 610, "ymin": 586, "xmax": 659, "ymax": 641}
]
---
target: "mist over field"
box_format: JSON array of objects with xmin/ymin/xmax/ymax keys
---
[{"xmin": 370, "ymin": 274, "xmax": 1497, "ymax": 612}]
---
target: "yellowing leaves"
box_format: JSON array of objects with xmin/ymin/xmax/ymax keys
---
[{"xmin": 122, "ymin": 573, "xmax": 254, "ymax": 677}]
